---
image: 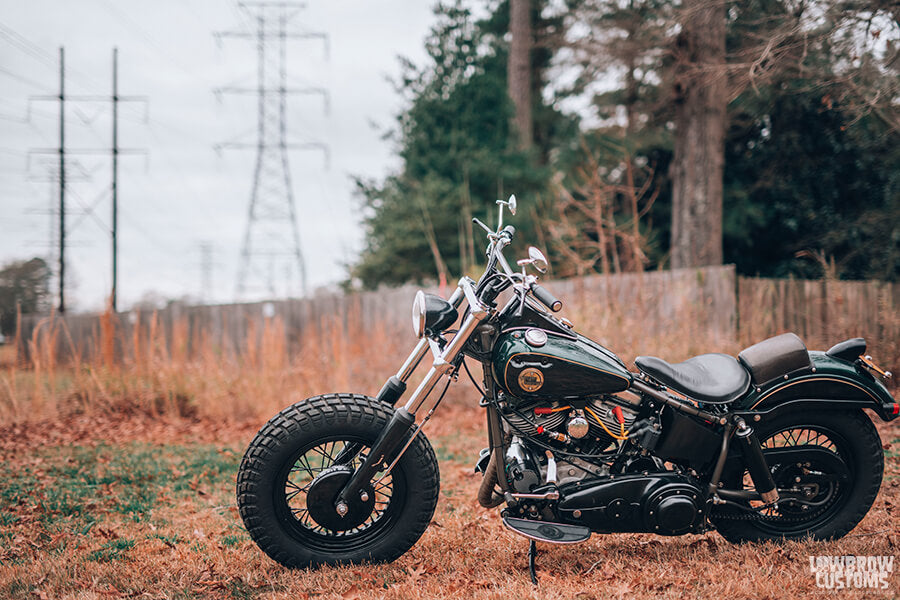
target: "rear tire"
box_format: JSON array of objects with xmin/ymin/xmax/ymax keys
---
[
  {"xmin": 236, "ymin": 393, "xmax": 440, "ymax": 568},
  {"xmin": 714, "ymin": 409, "xmax": 883, "ymax": 543}
]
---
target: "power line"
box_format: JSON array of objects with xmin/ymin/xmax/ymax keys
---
[
  {"xmin": 0, "ymin": 21, "xmax": 109, "ymax": 95},
  {"xmin": 0, "ymin": 65, "xmax": 48, "ymax": 90}
]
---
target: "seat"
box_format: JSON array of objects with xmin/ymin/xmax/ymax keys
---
[
  {"xmin": 826, "ymin": 337, "xmax": 866, "ymax": 363},
  {"xmin": 738, "ymin": 332, "xmax": 811, "ymax": 385},
  {"xmin": 634, "ymin": 353, "xmax": 751, "ymax": 404}
]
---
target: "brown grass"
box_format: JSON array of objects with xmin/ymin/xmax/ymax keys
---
[
  {"xmin": 0, "ymin": 405, "xmax": 898, "ymax": 600},
  {"xmin": 0, "ymin": 295, "xmax": 898, "ymax": 598}
]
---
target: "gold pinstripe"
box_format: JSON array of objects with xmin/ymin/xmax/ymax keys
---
[
  {"xmin": 503, "ymin": 351, "xmax": 631, "ymax": 393},
  {"xmin": 749, "ymin": 376, "xmax": 879, "ymax": 410}
]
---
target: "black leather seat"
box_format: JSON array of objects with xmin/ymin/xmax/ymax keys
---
[{"xmin": 634, "ymin": 353, "xmax": 751, "ymax": 404}]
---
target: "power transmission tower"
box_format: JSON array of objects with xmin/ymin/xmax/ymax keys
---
[
  {"xmin": 28, "ymin": 47, "xmax": 146, "ymax": 312},
  {"xmin": 215, "ymin": 1, "xmax": 329, "ymax": 301},
  {"xmin": 25, "ymin": 160, "xmax": 92, "ymax": 269}
]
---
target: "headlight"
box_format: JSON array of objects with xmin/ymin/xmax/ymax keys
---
[
  {"xmin": 412, "ymin": 290, "xmax": 427, "ymax": 338},
  {"xmin": 411, "ymin": 290, "xmax": 459, "ymax": 338}
]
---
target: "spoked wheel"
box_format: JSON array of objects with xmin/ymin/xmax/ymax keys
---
[
  {"xmin": 714, "ymin": 410, "xmax": 883, "ymax": 543},
  {"xmin": 237, "ymin": 394, "xmax": 440, "ymax": 568},
  {"xmin": 277, "ymin": 438, "xmax": 397, "ymax": 546}
]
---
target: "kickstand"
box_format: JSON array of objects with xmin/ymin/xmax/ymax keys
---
[{"xmin": 528, "ymin": 539, "xmax": 538, "ymax": 585}]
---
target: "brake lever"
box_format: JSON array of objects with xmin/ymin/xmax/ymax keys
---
[{"xmin": 513, "ymin": 274, "xmax": 533, "ymax": 317}]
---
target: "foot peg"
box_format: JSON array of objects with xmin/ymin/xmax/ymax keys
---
[{"xmin": 502, "ymin": 515, "xmax": 590, "ymax": 544}]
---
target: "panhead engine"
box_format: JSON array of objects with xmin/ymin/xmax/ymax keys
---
[{"xmin": 501, "ymin": 396, "xmax": 639, "ymax": 452}]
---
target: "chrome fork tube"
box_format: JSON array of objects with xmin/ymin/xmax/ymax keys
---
[
  {"xmin": 395, "ymin": 286, "xmax": 466, "ymax": 384},
  {"xmin": 395, "ymin": 338, "xmax": 428, "ymax": 383},
  {"xmin": 404, "ymin": 309, "xmax": 485, "ymax": 414},
  {"xmin": 337, "ymin": 283, "xmax": 484, "ymax": 502}
]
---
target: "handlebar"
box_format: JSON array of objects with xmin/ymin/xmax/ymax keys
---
[
  {"xmin": 531, "ymin": 283, "xmax": 562, "ymax": 312},
  {"xmin": 472, "ymin": 216, "xmax": 562, "ymax": 316}
]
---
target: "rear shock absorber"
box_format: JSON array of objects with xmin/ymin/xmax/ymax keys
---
[{"xmin": 734, "ymin": 417, "xmax": 779, "ymax": 504}]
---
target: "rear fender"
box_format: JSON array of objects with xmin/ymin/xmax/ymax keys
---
[{"xmin": 734, "ymin": 351, "xmax": 897, "ymax": 422}]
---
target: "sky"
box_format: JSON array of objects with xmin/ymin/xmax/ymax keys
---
[{"xmin": 0, "ymin": 0, "xmax": 438, "ymax": 311}]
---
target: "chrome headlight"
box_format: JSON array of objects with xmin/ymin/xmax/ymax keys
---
[
  {"xmin": 411, "ymin": 289, "xmax": 459, "ymax": 338},
  {"xmin": 412, "ymin": 290, "xmax": 427, "ymax": 338}
]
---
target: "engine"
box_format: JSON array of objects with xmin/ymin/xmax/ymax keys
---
[
  {"xmin": 496, "ymin": 395, "xmax": 706, "ymax": 535},
  {"xmin": 502, "ymin": 395, "xmax": 639, "ymax": 452},
  {"xmin": 498, "ymin": 395, "xmax": 642, "ymax": 492}
]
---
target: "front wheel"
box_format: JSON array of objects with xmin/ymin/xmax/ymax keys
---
[
  {"xmin": 713, "ymin": 409, "xmax": 883, "ymax": 543},
  {"xmin": 236, "ymin": 393, "xmax": 440, "ymax": 568}
]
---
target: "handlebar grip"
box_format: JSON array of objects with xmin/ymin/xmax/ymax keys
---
[{"xmin": 531, "ymin": 283, "xmax": 562, "ymax": 312}]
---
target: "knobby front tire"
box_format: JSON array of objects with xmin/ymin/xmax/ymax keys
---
[{"xmin": 236, "ymin": 393, "xmax": 440, "ymax": 568}]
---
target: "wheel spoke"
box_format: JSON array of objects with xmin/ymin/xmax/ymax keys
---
[{"xmin": 282, "ymin": 438, "xmax": 396, "ymax": 539}]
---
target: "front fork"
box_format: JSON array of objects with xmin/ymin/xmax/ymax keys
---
[{"xmin": 336, "ymin": 280, "xmax": 489, "ymax": 508}]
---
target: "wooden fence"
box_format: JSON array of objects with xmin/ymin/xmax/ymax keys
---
[{"xmin": 14, "ymin": 265, "xmax": 899, "ymax": 370}]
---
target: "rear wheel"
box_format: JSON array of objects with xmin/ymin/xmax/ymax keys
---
[
  {"xmin": 714, "ymin": 410, "xmax": 883, "ymax": 543},
  {"xmin": 236, "ymin": 393, "xmax": 440, "ymax": 567}
]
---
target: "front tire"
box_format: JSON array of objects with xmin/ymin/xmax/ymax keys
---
[
  {"xmin": 714, "ymin": 409, "xmax": 883, "ymax": 543},
  {"xmin": 236, "ymin": 393, "xmax": 440, "ymax": 568}
]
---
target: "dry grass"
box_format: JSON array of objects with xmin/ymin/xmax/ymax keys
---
[
  {"xmin": 0, "ymin": 404, "xmax": 898, "ymax": 600},
  {"xmin": 0, "ymin": 298, "xmax": 898, "ymax": 598}
]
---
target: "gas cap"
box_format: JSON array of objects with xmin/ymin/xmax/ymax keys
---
[{"xmin": 524, "ymin": 329, "xmax": 548, "ymax": 347}]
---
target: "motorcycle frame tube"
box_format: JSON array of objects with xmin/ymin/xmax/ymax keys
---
[
  {"xmin": 708, "ymin": 422, "xmax": 734, "ymax": 495},
  {"xmin": 630, "ymin": 379, "xmax": 724, "ymax": 424}
]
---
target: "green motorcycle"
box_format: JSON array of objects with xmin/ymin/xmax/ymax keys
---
[{"xmin": 236, "ymin": 196, "xmax": 896, "ymax": 575}]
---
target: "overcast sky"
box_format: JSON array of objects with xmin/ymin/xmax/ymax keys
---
[{"xmin": 0, "ymin": 0, "xmax": 437, "ymax": 311}]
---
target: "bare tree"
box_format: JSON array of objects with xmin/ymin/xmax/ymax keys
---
[{"xmin": 546, "ymin": 141, "xmax": 658, "ymax": 278}]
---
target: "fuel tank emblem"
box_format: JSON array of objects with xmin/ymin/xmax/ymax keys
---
[{"xmin": 518, "ymin": 367, "xmax": 544, "ymax": 392}]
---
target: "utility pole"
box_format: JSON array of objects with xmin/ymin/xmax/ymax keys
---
[
  {"xmin": 215, "ymin": 1, "xmax": 329, "ymax": 301},
  {"xmin": 58, "ymin": 47, "xmax": 66, "ymax": 313},
  {"xmin": 112, "ymin": 48, "xmax": 119, "ymax": 312},
  {"xmin": 29, "ymin": 49, "xmax": 146, "ymax": 312}
]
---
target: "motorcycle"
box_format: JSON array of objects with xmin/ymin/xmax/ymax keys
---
[{"xmin": 236, "ymin": 195, "xmax": 897, "ymax": 578}]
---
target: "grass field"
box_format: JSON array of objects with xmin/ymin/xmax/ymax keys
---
[
  {"xmin": 2, "ymin": 308, "xmax": 899, "ymax": 599},
  {"xmin": 1, "ymin": 400, "xmax": 898, "ymax": 600}
]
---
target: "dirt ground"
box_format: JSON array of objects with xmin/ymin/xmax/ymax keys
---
[{"xmin": 1, "ymin": 403, "xmax": 898, "ymax": 600}]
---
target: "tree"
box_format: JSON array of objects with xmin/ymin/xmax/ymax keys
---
[
  {"xmin": 508, "ymin": 0, "xmax": 533, "ymax": 148},
  {"xmin": 0, "ymin": 257, "xmax": 51, "ymax": 335},
  {"xmin": 669, "ymin": 0, "xmax": 728, "ymax": 268},
  {"xmin": 723, "ymin": 76, "xmax": 900, "ymax": 280},
  {"xmin": 560, "ymin": 0, "xmax": 898, "ymax": 277},
  {"xmin": 718, "ymin": 0, "xmax": 900, "ymax": 280},
  {"xmin": 546, "ymin": 139, "xmax": 659, "ymax": 277},
  {"xmin": 351, "ymin": 1, "xmax": 574, "ymax": 289}
]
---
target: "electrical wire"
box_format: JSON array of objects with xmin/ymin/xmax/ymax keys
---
[
  {"xmin": 0, "ymin": 66, "xmax": 48, "ymax": 90},
  {"xmin": 584, "ymin": 405, "xmax": 629, "ymax": 441},
  {"xmin": 461, "ymin": 357, "xmax": 486, "ymax": 396},
  {"xmin": 491, "ymin": 397, "xmax": 620, "ymax": 464}
]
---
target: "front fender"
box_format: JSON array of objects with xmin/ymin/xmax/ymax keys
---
[{"xmin": 734, "ymin": 351, "xmax": 897, "ymax": 421}]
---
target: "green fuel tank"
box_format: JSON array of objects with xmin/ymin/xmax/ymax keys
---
[{"xmin": 492, "ymin": 327, "xmax": 633, "ymax": 406}]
